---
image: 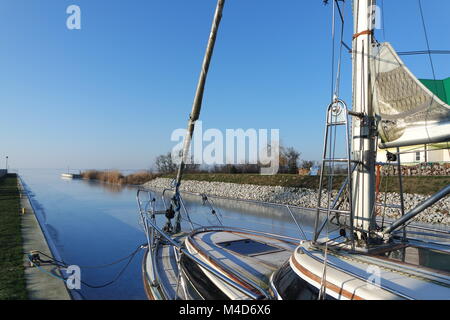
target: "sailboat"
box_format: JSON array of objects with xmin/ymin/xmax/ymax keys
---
[
  {"xmin": 270, "ymin": 0, "xmax": 450, "ymax": 300},
  {"xmin": 137, "ymin": 0, "xmax": 298, "ymax": 300},
  {"xmin": 138, "ymin": 0, "xmax": 450, "ymax": 300},
  {"xmin": 61, "ymin": 167, "xmax": 82, "ymax": 179}
]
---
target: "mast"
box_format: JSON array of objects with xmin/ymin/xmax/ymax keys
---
[
  {"xmin": 175, "ymin": 0, "xmax": 225, "ymax": 188},
  {"xmin": 172, "ymin": 0, "xmax": 225, "ymax": 232},
  {"xmin": 351, "ymin": 0, "xmax": 377, "ymax": 243}
]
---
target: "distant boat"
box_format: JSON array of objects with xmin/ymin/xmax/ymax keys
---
[{"xmin": 61, "ymin": 173, "xmax": 82, "ymax": 179}]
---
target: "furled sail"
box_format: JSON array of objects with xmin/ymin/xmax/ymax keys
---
[{"xmin": 370, "ymin": 42, "xmax": 450, "ymax": 148}]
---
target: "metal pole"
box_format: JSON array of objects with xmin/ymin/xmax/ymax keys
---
[
  {"xmin": 175, "ymin": 0, "xmax": 225, "ymax": 188},
  {"xmin": 424, "ymin": 144, "xmax": 427, "ymax": 164},
  {"xmin": 286, "ymin": 206, "xmax": 308, "ymax": 241},
  {"xmin": 172, "ymin": 0, "xmax": 226, "ymax": 233},
  {"xmin": 397, "ymin": 147, "xmax": 406, "ymax": 241},
  {"xmin": 345, "ymin": 109, "xmax": 355, "ymax": 249},
  {"xmin": 383, "ymin": 184, "xmax": 450, "ymax": 235},
  {"xmin": 351, "ymin": 0, "xmax": 377, "ymax": 241},
  {"xmin": 396, "ymin": 147, "xmax": 406, "ymax": 241},
  {"xmin": 313, "ymin": 114, "xmax": 331, "ymax": 242}
]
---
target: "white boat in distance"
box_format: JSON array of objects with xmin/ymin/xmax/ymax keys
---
[{"xmin": 61, "ymin": 173, "xmax": 82, "ymax": 179}]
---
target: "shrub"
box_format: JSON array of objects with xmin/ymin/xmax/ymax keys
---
[{"xmin": 81, "ymin": 170, "xmax": 158, "ymax": 185}]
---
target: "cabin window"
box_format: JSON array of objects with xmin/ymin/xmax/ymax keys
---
[
  {"xmin": 415, "ymin": 152, "xmax": 421, "ymax": 161},
  {"xmin": 272, "ymin": 262, "xmax": 335, "ymax": 300},
  {"xmin": 216, "ymin": 239, "xmax": 282, "ymax": 256},
  {"xmin": 180, "ymin": 254, "xmax": 230, "ymax": 300}
]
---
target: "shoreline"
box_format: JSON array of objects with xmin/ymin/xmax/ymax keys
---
[
  {"xmin": 18, "ymin": 176, "xmax": 72, "ymax": 300},
  {"xmin": 143, "ymin": 178, "xmax": 450, "ymax": 226}
]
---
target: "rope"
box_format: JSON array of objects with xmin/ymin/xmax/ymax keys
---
[
  {"xmin": 27, "ymin": 255, "xmax": 67, "ymax": 281},
  {"xmin": 28, "ymin": 243, "xmax": 146, "ymax": 289},
  {"xmin": 352, "ymin": 29, "xmax": 373, "ymax": 40},
  {"xmin": 32, "ymin": 245, "xmax": 144, "ymax": 269}
]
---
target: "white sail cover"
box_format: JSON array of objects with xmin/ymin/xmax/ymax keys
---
[{"xmin": 370, "ymin": 42, "xmax": 450, "ymax": 148}]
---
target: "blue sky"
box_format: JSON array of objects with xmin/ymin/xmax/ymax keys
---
[{"xmin": 0, "ymin": 0, "xmax": 449, "ymax": 170}]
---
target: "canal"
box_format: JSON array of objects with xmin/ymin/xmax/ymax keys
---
[{"xmin": 18, "ymin": 169, "xmax": 316, "ymax": 300}]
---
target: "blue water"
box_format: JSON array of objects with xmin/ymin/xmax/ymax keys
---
[{"xmin": 18, "ymin": 169, "xmax": 315, "ymax": 300}]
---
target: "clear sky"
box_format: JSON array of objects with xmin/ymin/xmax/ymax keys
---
[{"xmin": 0, "ymin": 0, "xmax": 449, "ymax": 170}]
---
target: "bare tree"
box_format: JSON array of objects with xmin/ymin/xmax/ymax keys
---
[
  {"xmin": 155, "ymin": 152, "xmax": 177, "ymax": 174},
  {"xmin": 280, "ymin": 147, "xmax": 301, "ymax": 174},
  {"xmin": 300, "ymin": 160, "xmax": 315, "ymax": 171}
]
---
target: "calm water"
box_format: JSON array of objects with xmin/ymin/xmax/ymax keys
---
[{"xmin": 18, "ymin": 169, "xmax": 316, "ymax": 300}]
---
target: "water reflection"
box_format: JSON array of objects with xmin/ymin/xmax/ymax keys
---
[
  {"xmin": 20, "ymin": 169, "xmax": 316, "ymax": 299},
  {"xmin": 17, "ymin": 169, "xmax": 449, "ymax": 300},
  {"xmin": 82, "ymin": 179, "xmax": 131, "ymax": 194}
]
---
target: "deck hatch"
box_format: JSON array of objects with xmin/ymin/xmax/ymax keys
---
[{"xmin": 216, "ymin": 239, "xmax": 282, "ymax": 256}]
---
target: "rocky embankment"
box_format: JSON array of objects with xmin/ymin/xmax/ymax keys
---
[
  {"xmin": 382, "ymin": 163, "xmax": 450, "ymax": 176},
  {"xmin": 143, "ymin": 178, "xmax": 449, "ymax": 225}
]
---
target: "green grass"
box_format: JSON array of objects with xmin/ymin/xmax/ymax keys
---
[
  {"xmin": 0, "ymin": 174, "xmax": 28, "ymax": 300},
  {"xmin": 161, "ymin": 173, "xmax": 450, "ymax": 195}
]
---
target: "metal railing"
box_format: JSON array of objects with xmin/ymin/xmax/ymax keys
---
[
  {"xmin": 314, "ymin": 99, "xmax": 355, "ymax": 247},
  {"xmin": 137, "ymin": 188, "xmax": 275, "ymax": 300},
  {"xmin": 137, "ymin": 180, "xmax": 450, "ymax": 299},
  {"xmin": 141, "ymin": 183, "xmax": 450, "ymax": 241}
]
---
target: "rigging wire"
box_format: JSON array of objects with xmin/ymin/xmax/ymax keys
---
[
  {"xmin": 341, "ymin": 47, "xmax": 450, "ymax": 56},
  {"xmin": 334, "ymin": 0, "xmax": 346, "ymax": 97},
  {"xmin": 417, "ymin": 0, "xmax": 437, "ymax": 149},
  {"xmin": 397, "ymin": 50, "xmax": 450, "ymax": 56},
  {"xmin": 319, "ymin": 0, "xmax": 346, "ymax": 300},
  {"xmin": 418, "ymin": 0, "xmax": 440, "ymax": 153},
  {"xmin": 381, "ymin": 0, "xmax": 386, "ymax": 40},
  {"xmin": 329, "ymin": 0, "xmax": 336, "ymax": 101},
  {"xmin": 418, "ymin": 0, "xmax": 438, "ymax": 83}
]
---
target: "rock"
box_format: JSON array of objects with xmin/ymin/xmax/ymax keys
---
[{"xmin": 143, "ymin": 178, "xmax": 450, "ymax": 226}]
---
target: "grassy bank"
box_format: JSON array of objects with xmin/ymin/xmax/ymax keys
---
[
  {"xmin": 161, "ymin": 173, "xmax": 450, "ymax": 195},
  {"xmin": 81, "ymin": 170, "xmax": 160, "ymax": 185},
  {"xmin": 81, "ymin": 169, "xmax": 448, "ymax": 195},
  {"xmin": 0, "ymin": 174, "xmax": 27, "ymax": 300}
]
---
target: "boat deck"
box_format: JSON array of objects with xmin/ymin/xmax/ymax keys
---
[
  {"xmin": 143, "ymin": 235, "xmax": 187, "ymax": 300},
  {"xmin": 185, "ymin": 229, "xmax": 298, "ymax": 299},
  {"xmin": 291, "ymin": 241, "xmax": 450, "ymax": 300}
]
